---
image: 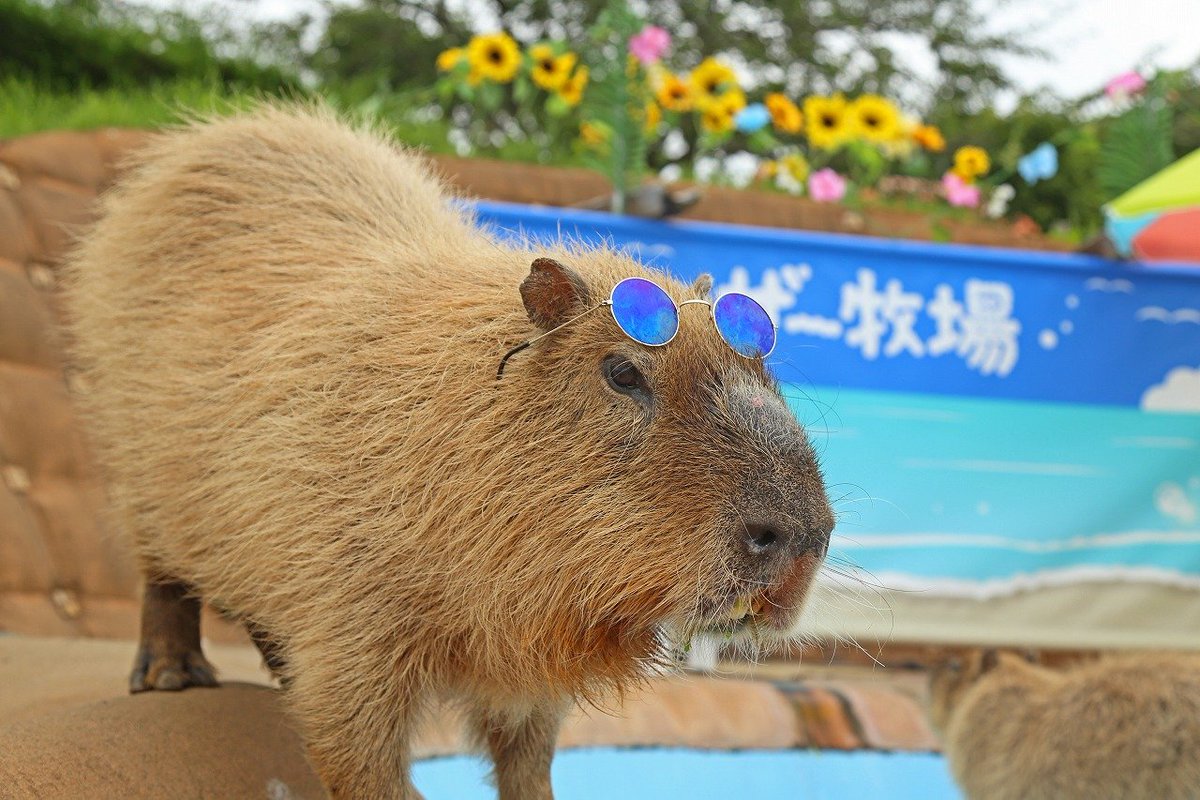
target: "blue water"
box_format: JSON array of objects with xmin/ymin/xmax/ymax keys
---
[
  {"xmin": 413, "ymin": 748, "xmax": 960, "ymax": 799},
  {"xmin": 788, "ymin": 384, "xmax": 1200, "ymax": 585}
]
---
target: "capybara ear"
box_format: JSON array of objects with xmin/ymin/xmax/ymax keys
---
[
  {"xmin": 690, "ymin": 273, "xmax": 714, "ymax": 298},
  {"xmin": 980, "ymin": 648, "xmax": 1000, "ymax": 672},
  {"xmin": 520, "ymin": 258, "xmax": 593, "ymax": 329}
]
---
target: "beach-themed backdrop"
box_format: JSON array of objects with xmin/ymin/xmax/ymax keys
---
[{"xmin": 475, "ymin": 200, "xmax": 1200, "ymax": 649}]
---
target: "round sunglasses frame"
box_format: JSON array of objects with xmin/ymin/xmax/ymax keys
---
[
  {"xmin": 608, "ymin": 277, "xmax": 777, "ymax": 359},
  {"xmin": 496, "ymin": 275, "xmax": 777, "ymax": 379}
]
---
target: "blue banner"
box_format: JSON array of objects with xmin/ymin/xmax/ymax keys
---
[{"xmin": 475, "ymin": 201, "xmax": 1200, "ymax": 620}]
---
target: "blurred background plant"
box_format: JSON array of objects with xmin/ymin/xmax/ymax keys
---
[{"xmin": 2, "ymin": 0, "xmax": 1198, "ymax": 241}]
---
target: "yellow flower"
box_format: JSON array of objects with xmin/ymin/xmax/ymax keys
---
[
  {"xmin": 437, "ymin": 47, "xmax": 464, "ymax": 72},
  {"xmin": 717, "ymin": 88, "xmax": 746, "ymax": 114},
  {"xmin": 656, "ymin": 73, "xmax": 692, "ymax": 112},
  {"xmin": 580, "ymin": 121, "xmax": 609, "ymax": 148},
  {"xmin": 529, "ymin": 44, "xmax": 577, "ymax": 91},
  {"xmin": 643, "ymin": 101, "xmax": 662, "ymax": 133},
  {"xmin": 760, "ymin": 160, "xmax": 779, "ymax": 179},
  {"xmin": 765, "ymin": 93, "xmax": 803, "ymax": 134},
  {"xmin": 952, "ymin": 145, "xmax": 991, "ymax": 182},
  {"xmin": 912, "ymin": 124, "xmax": 946, "ymax": 152},
  {"xmin": 804, "ymin": 94, "xmax": 851, "ymax": 150},
  {"xmin": 780, "ymin": 152, "xmax": 809, "ymax": 183},
  {"xmin": 696, "ymin": 89, "xmax": 744, "ymax": 134},
  {"xmin": 850, "ymin": 95, "xmax": 902, "ymax": 142},
  {"xmin": 689, "ymin": 57, "xmax": 737, "ymax": 109},
  {"xmin": 558, "ymin": 65, "xmax": 589, "ymax": 106},
  {"xmin": 467, "ymin": 32, "xmax": 521, "ymax": 84}
]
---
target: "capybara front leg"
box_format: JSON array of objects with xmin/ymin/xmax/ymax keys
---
[
  {"xmin": 288, "ymin": 653, "xmax": 424, "ymax": 799},
  {"xmin": 129, "ymin": 578, "xmax": 218, "ymax": 693},
  {"xmin": 472, "ymin": 704, "xmax": 565, "ymax": 800}
]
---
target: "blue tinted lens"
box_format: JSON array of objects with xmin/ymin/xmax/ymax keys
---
[
  {"xmin": 610, "ymin": 278, "xmax": 679, "ymax": 346},
  {"xmin": 713, "ymin": 293, "xmax": 776, "ymax": 357}
]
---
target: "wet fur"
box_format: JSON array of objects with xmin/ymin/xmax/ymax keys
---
[
  {"xmin": 930, "ymin": 650, "xmax": 1200, "ymax": 800},
  {"xmin": 64, "ymin": 104, "xmax": 831, "ymax": 797}
]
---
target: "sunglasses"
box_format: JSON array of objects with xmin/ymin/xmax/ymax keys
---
[{"xmin": 498, "ymin": 276, "xmax": 776, "ymax": 379}]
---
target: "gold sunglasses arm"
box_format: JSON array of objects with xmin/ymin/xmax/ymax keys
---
[{"xmin": 496, "ymin": 300, "xmax": 611, "ymax": 380}]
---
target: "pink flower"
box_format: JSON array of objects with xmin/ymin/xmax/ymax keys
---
[
  {"xmin": 942, "ymin": 172, "xmax": 980, "ymax": 208},
  {"xmin": 629, "ymin": 26, "xmax": 670, "ymax": 65},
  {"xmin": 1105, "ymin": 71, "xmax": 1147, "ymax": 99},
  {"xmin": 808, "ymin": 168, "xmax": 846, "ymax": 203}
]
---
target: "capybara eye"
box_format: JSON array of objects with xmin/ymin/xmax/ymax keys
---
[{"xmin": 602, "ymin": 354, "xmax": 650, "ymax": 400}]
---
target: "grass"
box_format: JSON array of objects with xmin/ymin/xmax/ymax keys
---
[
  {"xmin": 0, "ymin": 77, "xmax": 271, "ymax": 138},
  {"xmin": 0, "ymin": 77, "xmax": 577, "ymax": 170}
]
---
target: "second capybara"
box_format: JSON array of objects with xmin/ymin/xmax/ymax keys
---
[
  {"xmin": 63, "ymin": 104, "xmax": 834, "ymax": 798},
  {"xmin": 929, "ymin": 649, "xmax": 1200, "ymax": 800}
]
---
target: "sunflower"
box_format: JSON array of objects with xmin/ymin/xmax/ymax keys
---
[
  {"xmin": 803, "ymin": 94, "xmax": 851, "ymax": 150},
  {"xmin": 467, "ymin": 32, "xmax": 521, "ymax": 84},
  {"xmin": 643, "ymin": 101, "xmax": 662, "ymax": 133},
  {"xmin": 688, "ymin": 57, "xmax": 737, "ymax": 110},
  {"xmin": 700, "ymin": 89, "xmax": 744, "ymax": 134},
  {"xmin": 780, "ymin": 152, "xmax": 810, "ymax": 183},
  {"xmin": 579, "ymin": 121, "xmax": 609, "ymax": 148},
  {"xmin": 850, "ymin": 95, "xmax": 902, "ymax": 142},
  {"xmin": 529, "ymin": 44, "xmax": 577, "ymax": 91},
  {"xmin": 952, "ymin": 145, "xmax": 991, "ymax": 182},
  {"xmin": 557, "ymin": 65, "xmax": 589, "ymax": 106},
  {"xmin": 700, "ymin": 106, "xmax": 733, "ymax": 134},
  {"xmin": 912, "ymin": 124, "xmax": 946, "ymax": 152},
  {"xmin": 436, "ymin": 47, "xmax": 464, "ymax": 72},
  {"xmin": 655, "ymin": 73, "xmax": 692, "ymax": 112},
  {"xmin": 764, "ymin": 93, "xmax": 802, "ymax": 134}
]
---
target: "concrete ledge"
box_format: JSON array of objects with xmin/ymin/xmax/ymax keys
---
[{"xmin": 0, "ymin": 635, "xmax": 940, "ymax": 799}]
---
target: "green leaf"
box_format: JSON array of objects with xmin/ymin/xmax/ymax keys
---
[
  {"xmin": 747, "ymin": 129, "xmax": 778, "ymax": 153},
  {"xmin": 514, "ymin": 76, "xmax": 532, "ymax": 105},
  {"xmin": 477, "ymin": 80, "xmax": 503, "ymax": 112},
  {"xmin": 545, "ymin": 93, "xmax": 571, "ymax": 118},
  {"xmin": 1097, "ymin": 91, "xmax": 1175, "ymax": 200}
]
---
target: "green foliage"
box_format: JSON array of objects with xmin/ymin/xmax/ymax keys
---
[
  {"xmin": 342, "ymin": 0, "xmax": 1040, "ymax": 109},
  {"xmin": 0, "ymin": 0, "xmax": 297, "ymax": 91},
  {"xmin": 0, "ymin": 76, "xmax": 257, "ymax": 138},
  {"xmin": 311, "ymin": 2, "xmax": 462, "ymax": 91},
  {"xmin": 1097, "ymin": 81, "xmax": 1176, "ymax": 201},
  {"xmin": 579, "ymin": 0, "xmax": 648, "ymax": 211}
]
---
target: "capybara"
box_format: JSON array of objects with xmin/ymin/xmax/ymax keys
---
[
  {"xmin": 929, "ymin": 649, "xmax": 1200, "ymax": 800},
  {"xmin": 63, "ymin": 105, "xmax": 834, "ymax": 798}
]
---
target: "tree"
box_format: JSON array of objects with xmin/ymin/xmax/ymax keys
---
[{"xmin": 307, "ymin": 0, "xmax": 1043, "ymax": 113}]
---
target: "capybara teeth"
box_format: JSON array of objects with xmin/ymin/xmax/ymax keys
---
[{"xmin": 728, "ymin": 596, "xmax": 751, "ymax": 620}]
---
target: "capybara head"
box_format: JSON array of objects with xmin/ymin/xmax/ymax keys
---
[
  {"xmin": 484, "ymin": 252, "xmax": 833, "ymax": 673},
  {"xmin": 928, "ymin": 648, "xmax": 1040, "ymax": 732}
]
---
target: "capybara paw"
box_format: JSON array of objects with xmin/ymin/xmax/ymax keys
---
[{"xmin": 129, "ymin": 646, "xmax": 219, "ymax": 693}]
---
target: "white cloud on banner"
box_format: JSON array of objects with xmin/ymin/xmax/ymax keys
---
[{"xmin": 1142, "ymin": 366, "xmax": 1200, "ymax": 413}]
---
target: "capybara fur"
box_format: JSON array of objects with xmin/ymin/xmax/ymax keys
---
[
  {"xmin": 929, "ymin": 649, "xmax": 1200, "ymax": 800},
  {"xmin": 64, "ymin": 105, "xmax": 834, "ymax": 798}
]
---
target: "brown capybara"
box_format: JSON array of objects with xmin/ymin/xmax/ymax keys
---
[
  {"xmin": 63, "ymin": 104, "xmax": 834, "ymax": 799},
  {"xmin": 929, "ymin": 649, "xmax": 1200, "ymax": 800}
]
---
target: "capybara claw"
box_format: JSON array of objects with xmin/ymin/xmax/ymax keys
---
[{"xmin": 129, "ymin": 647, "xmax": 218, "ymax": 693}]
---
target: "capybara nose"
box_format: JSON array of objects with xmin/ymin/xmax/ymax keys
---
[
  {"xmin": 743, "ymin": 516, "xmax": 831, "ymax": 559},
  {"xmin": 743, "ymin": 523, "xmax": 782, "ymax": 556}
]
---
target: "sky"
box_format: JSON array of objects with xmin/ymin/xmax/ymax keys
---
[{"xmin": 178, "ymin": 0, "xmax": 1199, "ymax": 111}]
